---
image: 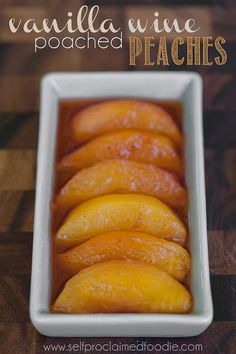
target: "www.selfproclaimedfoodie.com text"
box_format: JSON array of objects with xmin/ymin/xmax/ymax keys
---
[{"xmin": 41, "ymin": 340, "xmax": 203, "ymax": 353}]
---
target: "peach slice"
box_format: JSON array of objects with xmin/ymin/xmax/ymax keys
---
[
  {"xmin": 53, "ymin": 261, "xmax": 192, "ymax": 314},
  {"xmin": 55, "ymin": 160, "xmax": 187, "ymax": 222},
  {"xmin": 71, "ymin": 100, "xmax": 182, "ymax": 145},
  {"xmin": 58, "ymin": 130, "xmax": 183, "ymax": 183},
  {"xmin": 58, "ymin": 231, "xmax": 191, "ymax": 281},
  {"xmin": 56, "ymin": 194, "xmax": 187, "ymax": 250}
]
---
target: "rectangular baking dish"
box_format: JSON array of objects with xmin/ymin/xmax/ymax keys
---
[{"xmin": 30, "ymin": 72, "xmax": 213, "ymax": 337}]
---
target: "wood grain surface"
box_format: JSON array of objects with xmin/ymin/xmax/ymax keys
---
[{"xmin": 0, "ymin": 0, "xmax": 236, "ymax": 353}]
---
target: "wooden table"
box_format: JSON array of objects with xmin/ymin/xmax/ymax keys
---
[{"xmin": 0, "ymin": 0, "xmax": 236, "ymax": 353}]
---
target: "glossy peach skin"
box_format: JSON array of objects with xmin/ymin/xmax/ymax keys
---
[
  {"xmin": 54, "ymin": 159, "xmax": 187, "ymax": 224},
  {"xmin": 57, "ymin": 130, "xmax": 183, "ymax": 184},
  {"xmin": 71, "ymin": 100, "xmax": 182, "ymax": 146},
  {"xmin": 53, "ymin": 261, "xmax": 192, "ymax": 314},
  {"xmin": 58, "ymin": 231, "xmax": 191, "ymax": 281},
  {"xmin": 56, "ymin": 194, "xmax": 187, "ymax": 251}
]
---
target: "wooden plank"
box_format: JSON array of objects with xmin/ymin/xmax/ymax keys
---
[
  {"xmin": 2, "ymin": 0, "xmax": 48, "ymax": 5},
  {"xmin": 0, "ymin": 191, "xmax": 34, "ymax": 232},
  {"xmin": 0, "ymin": 150, "xmax": 36, "ymax": 190},
  {"xmin": 0, "ymin": 275, "xmax": 30, "ymax": 323},
  {"xmin": 0, "ymin": 322, "xmax": 37, "ymax": 354},
  {"xmin": 0, "ymin": 233, "xmax": 32, "ymax": 276},
  {"xmin": 204, "ymin": 111, "xmax": 236, "ymax": 149},
  {"xmin": 205, "ymin": 148, "xmax": 236, "ymax": 190},
  {"xmin": 205, "ymin": 149, "xmax": 228, "ymax": 190},
  {"xmin": 225, "ymin": 149, "xmax": 236, "ymax": 189},
  {"xmin": 85, "ymin": 0, "xmax": 223, "ymax": 6},
  {"xmin": 80, "ymin": 47, "xmax": 127, "ymax": 71},
  {"xmin": 0, "ymin": 113, "xmax": 38, "ymax": 149},
  {"xmin": 0, "ymin": 44, "xmax": 80, "ymax": 75},
  {"xmin": 203, "ymin": 74, "xmax": 236, "ymax": 110},
  {"xmin": 211, "ymin": 275, "xmax": 236, "ymax": 321},
  {"xmin": 206, "ymin": 188, "xmax": 236, "ymax": 230},
  {"xmin": 0, "ymin": 75, "xmax": 40, "ymax": 112},
  {"xmin": 213, "ymin": 4, "xmax": 236, "ymax": 41},
  {"xmin": 205, "ymin": 148, "xmax": 236, "ymax": 191},
  {"xmin": 208, "ymin": 231, "xmax": 236, "ymax": 275}
]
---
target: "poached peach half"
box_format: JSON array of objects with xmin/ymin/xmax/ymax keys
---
[
  {"xmin": 53, "ymin": 261, "xmax": 192, "ymax": 314},
  {"xmin": 58, "ymin": 231, "xmax": 191, "ymax": 281},
  {"xmin": 54, "ymin": 160, "xmax": 187, "ymax": 223},
  {"xmin": 71, "ymin": 100, "xmax": 182, "ymax": 145},
  {"xmin": 58, "ymin": 130, "xmax": 183, "ymax": 184},
  {"xmin": 56, "ymin": 194, "xmax": 187, "ymax": 250}
]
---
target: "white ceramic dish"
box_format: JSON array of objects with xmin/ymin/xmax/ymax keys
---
[{"xmin": 30, "ymin": 72, "xmax": 213, "ymax": 337}]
